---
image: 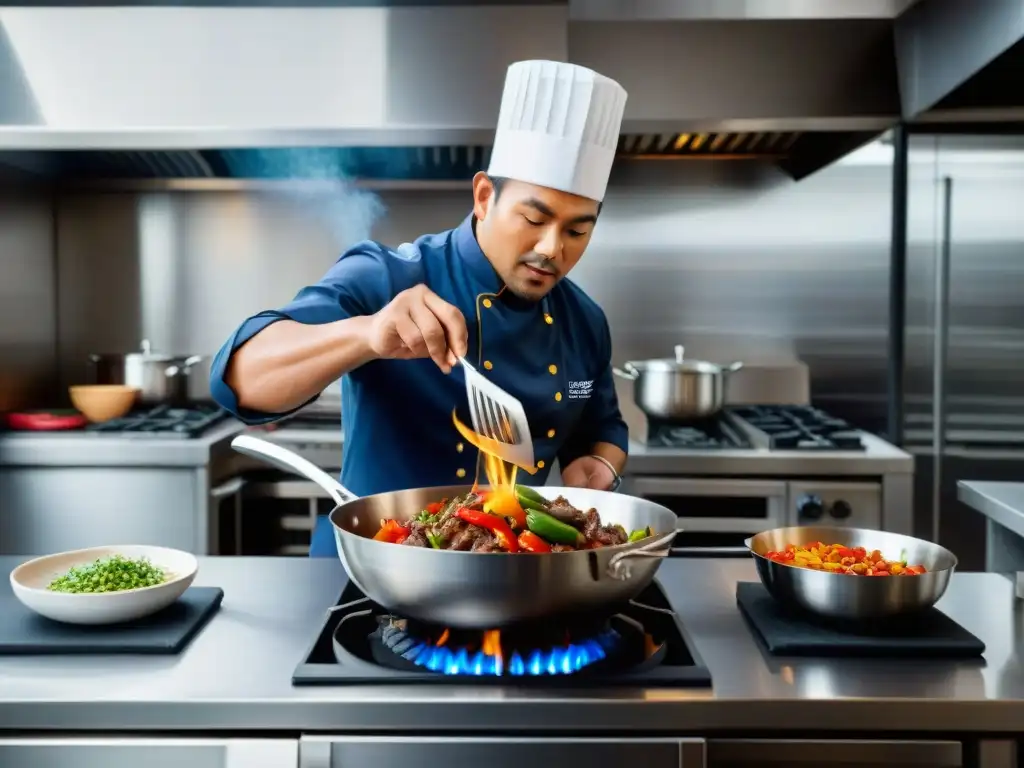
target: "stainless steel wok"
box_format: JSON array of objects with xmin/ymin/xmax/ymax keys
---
[
  {"xmin": 231, "ymin": 435, "xmax": 678, "ymax": 628},
  {"xmin": 746, "ymin": 525, "xmax": 958, "ymax": 620}
]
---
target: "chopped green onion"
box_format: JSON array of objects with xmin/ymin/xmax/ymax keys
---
[{"xmin": 46, "ymin": 555, "xmax": 167, "ymax": 594}]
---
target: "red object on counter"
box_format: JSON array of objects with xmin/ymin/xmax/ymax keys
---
[{"xmin": 5, "ymin": 411, "xmax": 88, "ymax": 431}]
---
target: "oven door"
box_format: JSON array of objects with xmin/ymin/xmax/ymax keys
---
[{"xmin": 625, "ymin": 477, "xmax": 787, "ymax": 557}]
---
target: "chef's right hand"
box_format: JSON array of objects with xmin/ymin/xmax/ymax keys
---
[{"xmin": 367, "ymin": 285, "xmax": 469, "ymax": 373}]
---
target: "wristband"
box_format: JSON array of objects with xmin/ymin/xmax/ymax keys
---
[{"xmin": 587, "ymin": 454, "xmax": 622, "ymax": 492}]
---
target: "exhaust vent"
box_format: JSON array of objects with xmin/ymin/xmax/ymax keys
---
[
  {"xmin": 0, "ymin": 7, "xmax": 907, "ymax": 182},
  {"xmin": 618, "ymin": 132, "xmax": 802, "ymax": 159}
]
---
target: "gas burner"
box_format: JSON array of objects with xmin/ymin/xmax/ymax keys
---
[
  {"xmin": 371, "ymin": 614, "xmax": 637, "ymax": 677},
  {"xmin": 729, "ymin": 405, "xmax": 866, "ymax": 452},
  {"xmin": 84, "ymin": 403, "xmax": 229, "ymax": 439},
  {"xmin": 646, "ymin": 417, "xmax": 749, "ymax": 449},
  {"xmin": 293, "ymin": 581, "xmax": 712, "ymax": 687}
]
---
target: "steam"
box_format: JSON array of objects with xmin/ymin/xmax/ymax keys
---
[{"xmin": 243, "ymin": 148, "xmax": 386, "ymax": 250}]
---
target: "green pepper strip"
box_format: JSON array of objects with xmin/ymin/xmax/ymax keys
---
[
  {"xmin": 515, "ymin": 484, "xmax": 550, "ymax": 512},
  {"xmin": 526, "ymin": 508, "xmax": 584, "ymax": 546},
  {"xmin": 628, "ymin": 526, "xmax": 652, "ymax": 543}
]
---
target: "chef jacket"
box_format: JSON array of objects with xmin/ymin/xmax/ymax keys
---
[{"xmin": 209, "ymin": 214, "xmax": 629, "ymax": 557}]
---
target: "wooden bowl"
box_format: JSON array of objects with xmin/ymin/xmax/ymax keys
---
[{"xmin": 69, "ymin": 385, "xmax": 139, "ymax": 423}]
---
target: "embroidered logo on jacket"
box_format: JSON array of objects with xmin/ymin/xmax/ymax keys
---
[{"xmin": 567, "ymin": 380, "xmax": 595, "ymax": 400}]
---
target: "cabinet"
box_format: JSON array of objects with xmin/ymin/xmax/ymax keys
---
[{"xmin": 0, "ymin": 738, "xmax": 298, "ymax": 768}]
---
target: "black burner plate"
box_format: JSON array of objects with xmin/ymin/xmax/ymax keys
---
[
  {"xmin": 293, "ymin": 580, "xmax": 712, "ymax": 687},
  {"xmin": 729, "ymin": 405, "xmax": 866, "ymax": 451},
  {"xmin": 85, "ymin": 404, "xmax": 229, "ymax": 439},
  {"xmin": 645, "ymin": 416, "xmax": 749, "ymax": 449}
]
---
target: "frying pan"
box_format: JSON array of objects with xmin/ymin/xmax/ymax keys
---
[
  {"xmin": 232, "ymin": 435, "xmax": 678, "ymax": 628},
  {"xmin": 746, "ymin": 525, "xmax": 958, "ymax": 619}
]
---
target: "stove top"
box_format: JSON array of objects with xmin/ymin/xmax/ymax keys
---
[
  {"xmin": 84, "ymin": 403, "xmax": 229, "ymax": 439},
  {"xmin": 645, "ymin": 405, "xmax": 865, "ymax": 452},
  {"xmin": 646, "ymin": 416, "xmax": 750, "ymax": 450},
  {"xmin": 730, "ymin": 405, "xmax": 865, "ymax": 451},
  {"xmin": 293, "ymin": 580, "xmax": 712, "ymax": 687}
]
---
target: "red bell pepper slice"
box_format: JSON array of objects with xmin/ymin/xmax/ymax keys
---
[
  {"xmin": 425, "ymin": 501, "xmax": 445, "ymax": 515},
  {"xmin": 455, "ymin": 507, "xmax": 519, "ymax": 552},
  {"xmin": 373, "ymin": 519, "xmax": 410, "ymax": 544},
  {"xmin": 517, "ymin": 531, "xmax": 551, "ymax": 553}
]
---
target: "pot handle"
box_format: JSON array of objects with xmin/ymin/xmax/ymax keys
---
[
  {"xmin": 724, "ymin": 361, "xmax": 744, "ymax": 374},
  {"xmin": 612, "ymin": 363, "xmax": 639, "ymax": 380},
  {"xmin": 605, "ymin": 530, "xmax": 675, "ymax": 581},
  {"xmin": 164, "ymin": 355, "xmax": 204, "ymax": 378},
  {"xmin": 231, "ymin": 434, "xmax": 359, "ymax": 507}
]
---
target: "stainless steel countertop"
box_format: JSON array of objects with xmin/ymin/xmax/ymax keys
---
[
  {"xmin": 627, "ymin": 432, "xmax": 915, "ymax": 475},
  {"xmin": 959, "ymin": 481, "xmax": 1024, "ymax": 539},
  {"xmin": 1, "ymin": 557, "xmax": 1021, "ymax": 734},
  {"xmin": 0, "ymin": 419, "xmax": 246, "ymax": 468}
]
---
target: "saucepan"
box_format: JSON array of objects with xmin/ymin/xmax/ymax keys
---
[
  {"xmin": 232, "ymin": 435, "xmax": 678, "ymax": 628},
  {"xmin": 90, "ymin": 339, "xmax": 203, "ymax": 406},
  {"xmin": 613, "ymin": 344, "xmax": 743, "ymax": 419},
  {"xmin": 746, "ymin": 525, "xmax": 958, "ymax": 620}
]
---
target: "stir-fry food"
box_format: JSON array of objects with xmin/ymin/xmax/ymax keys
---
[
  {"xmin": 372, "ymin": 485, "xmax": 655, "ymax": 553},
  {"xmin": 764, "ymin": 541, "xmax": 928, "ymax": 576}
]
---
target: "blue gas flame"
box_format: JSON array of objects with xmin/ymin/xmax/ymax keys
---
[{"xmin": 399, "ymin": 629, "xmax": 621, "ymax": 676}]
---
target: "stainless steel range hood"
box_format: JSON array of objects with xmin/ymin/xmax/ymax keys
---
[
  {"xmin": 896, "ymin": 0, "xmax": 1024, "ymax": 126},
  {"xmin": 0, "ymin": 3, "xmax": 906, "ymax": 184}
]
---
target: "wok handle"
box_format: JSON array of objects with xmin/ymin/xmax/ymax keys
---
[
  {"xmin": 606, "ymin": 533, "xmax": 673, "ymax": 581},
  {"xmin": 231, "ymin": 434, "xmax": 358, "ymax": 507}
]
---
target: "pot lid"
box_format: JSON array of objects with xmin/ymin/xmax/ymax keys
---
[
  {"xmin": 624, "ymin": 346, "xmax": 743, "ymax": 374},
  {"xmin": 125, "ymin": 339, "xmax": 177, "ymax": 362}
]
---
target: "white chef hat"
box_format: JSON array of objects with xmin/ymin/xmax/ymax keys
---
[{"xmin": 486, "ymin": 60, "xmax": 628, "ymax": 203}]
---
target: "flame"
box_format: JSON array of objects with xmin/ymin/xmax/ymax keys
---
[
  {"xmin": 451, "ymin": 409, "xmax": 538, "ymax": 480},
  {"xmin": 482, "ymin": 629, "xmax": 503, "ymax": 671},
  {"xmin": 643, "ymin": 633, "xmax": 664, "ymax": 659},
  {"xmin": 402, "ymin": 626, "xmax": 619, "ymax": 676}
]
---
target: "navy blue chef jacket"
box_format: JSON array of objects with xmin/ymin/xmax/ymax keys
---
[{"xmin": 210, "ymin": 214, "xmax": 629, "ymax": 557}]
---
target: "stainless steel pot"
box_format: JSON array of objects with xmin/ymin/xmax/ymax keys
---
[
  {"xmin": 89, "ymin": 340, "xmax": 203, "ymax": 406},
  {"xmin": 231, "ymin": 435, "xmax": 679, "ymax": 628},
  {"xmin": 613, "ymin": 345, "xmax": 743, "ymax": 419},
  {"xmin": 746, "ymin": 525, "xmax": 958, "ymax": 620}
]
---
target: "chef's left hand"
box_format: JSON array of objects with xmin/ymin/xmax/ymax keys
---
[{"xmin": 561, "ymin": 455, "xmax": 615, "ymax": 491}]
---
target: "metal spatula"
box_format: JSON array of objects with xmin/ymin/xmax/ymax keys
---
[{"xmin": 458, "ymin": 356, "xmax": 535, "ymax": 471}]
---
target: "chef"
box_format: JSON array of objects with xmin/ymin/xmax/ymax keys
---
[{"xmin": 209, "ymin": 60, "xmax": 630, "ymax": 557}]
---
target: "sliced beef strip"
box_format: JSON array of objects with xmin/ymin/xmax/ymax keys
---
[
  {"xmin": 401, "ymin": 521, "xmax": 430, "ymax": 547},
  {"xmin": 581, "ymin": 508, "xmax": 629, "ymax": 546},
  {"xmin": 595, "ymin": 525, "xmax": 628, "ymax": 546},
  {"xmin": 550, "ymin": 544, "xmax": 575, "ymax": 553},
  {"xmin": 449, "ymin": 525, "xmax": 492, "ymax": 551},
  {"xmin": 547, "ymin": 496, "xmax": 587, "ymax": 528},
  {"xmin": 470, "ymin": 533, "xmax": 502, "ymax": 552},
  {"xmin": 437, "ymin": 515, "xmax": 466, "ymax": 542}
]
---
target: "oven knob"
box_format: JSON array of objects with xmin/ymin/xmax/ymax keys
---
[
  {"xmin": 830, "ymin": 499, "xmax": 852, "ymax": 519},
  {"xmin": 797, "ymin": 494, "xmax": 824, "ymax": 520}
]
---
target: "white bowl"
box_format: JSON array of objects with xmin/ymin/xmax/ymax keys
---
[{"xmin": 9, "ymin": 545, "xmax": 198, "ymax": 625}]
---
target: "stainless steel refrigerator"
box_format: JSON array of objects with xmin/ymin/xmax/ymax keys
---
[{"xmin": 902, "ymin": 134, "xmax": 1024, "ymax": 569}]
